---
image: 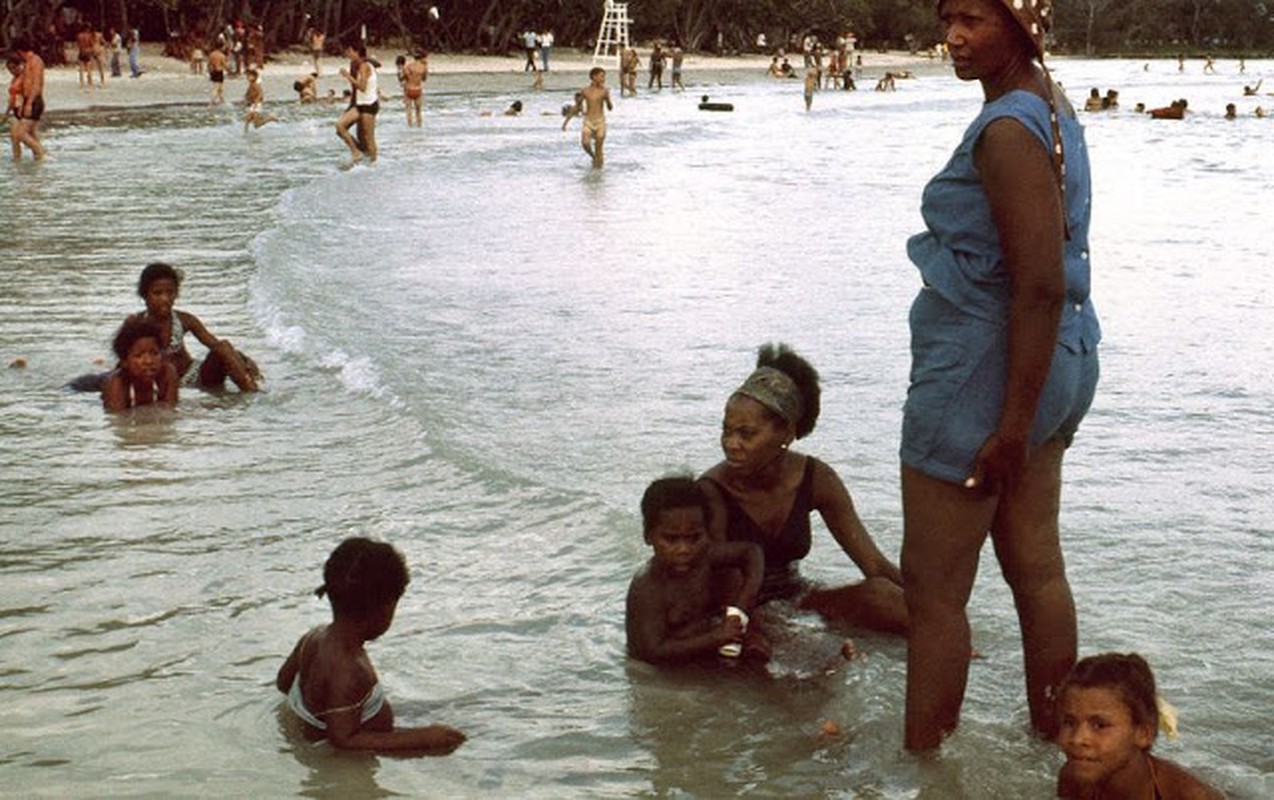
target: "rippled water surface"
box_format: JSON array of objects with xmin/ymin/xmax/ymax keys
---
[{"xmin": 2, "ymin": 58, "xmax": 1271, "ymax": 797}]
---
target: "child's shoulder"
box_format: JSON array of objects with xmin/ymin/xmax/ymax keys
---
[{"xmin": 1151, "ymin": 755, "xmax": 1225, "ymax": 799}]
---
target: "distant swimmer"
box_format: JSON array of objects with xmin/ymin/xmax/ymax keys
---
[
  {"xmin": 1242, "ymin": 79, "xmax": 1261, "ymax": 96},
  {"xmin": 1102, "ymin": 89, "xmax": 1119, "ymax": 109},
  {"xmin": 1225, "ymin": 103, "xmax": 1236, "ymax": 119},
  {"xmin": 1148, "ymin": 99, "xmax": 1187, "ymax": 120}
]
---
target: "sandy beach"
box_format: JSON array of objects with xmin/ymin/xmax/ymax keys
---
[{"xmin": 42, "ymin": 43, "xmax": 940, "ymax": 112}]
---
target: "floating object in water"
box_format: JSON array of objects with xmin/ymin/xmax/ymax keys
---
[
  {"xmin": 698, "ymin": 94, "xmax": 733, "ymax": 112},
  {"xmin": 9, "ymin": 357, "xmax": 27, "ymax": 369}
]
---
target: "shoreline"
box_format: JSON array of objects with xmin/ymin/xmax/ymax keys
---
[{"xmin": 41, "ymin": 44, "xmax": 943, "ymax": 111}]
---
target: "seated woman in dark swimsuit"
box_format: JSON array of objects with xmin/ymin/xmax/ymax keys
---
[{"xmin": 699, "ymin": 343, "xmax": 907, "ymax": 635}]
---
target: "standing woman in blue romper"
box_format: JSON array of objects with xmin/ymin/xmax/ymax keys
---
[{"xmin": 901, "ymin": 0, "xmax": 1101, "ymax": 751}]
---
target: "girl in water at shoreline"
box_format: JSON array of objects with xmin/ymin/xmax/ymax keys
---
[
  {"xmin": 128, "ymin": 262, "xmax": 260, "ymax": 393},
  {"xmin": 100, "ymin": 317, "xmax": 178, "ymax": 412}
]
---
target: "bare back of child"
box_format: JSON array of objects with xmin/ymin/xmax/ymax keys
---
[{"xmin": 276, "ymin": 537, "xmax": 466, "ymax": 754}]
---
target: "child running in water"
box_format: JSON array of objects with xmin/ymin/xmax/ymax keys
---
[
  {"xmin": 242, "ymin": 69, "xmax": 277, "ymax": 131},
  {"xmin": 276, "ymin": 537, "xmax": 467, "ymax": 753},
  {"xmin": 1057, "ymin": 653, "xmax": 1223, "ymax": 799},
  {"xmin": 625, "ymin": 475, "xmax": 768, "ymax": 666},
  {"xmin": 100, "ymin": 317, "xmax": 179, "ymax": 412},
  {"xmin": 127, "ymin": 262, "xmax": 260, "ymax": 393}
]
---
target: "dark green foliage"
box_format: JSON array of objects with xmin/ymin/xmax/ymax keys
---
[{"xmin": 4, "ymin": 1, "xmax": 1270, "ymax": 56}]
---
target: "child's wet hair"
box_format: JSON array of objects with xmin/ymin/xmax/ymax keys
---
[
  {"xmin": 756, "ymin": 342, "xmax": 821, "ymax": 439},
  {"xmin": 316, "ymin": 537, "xmax": 410, "ymax": 618},
  {"xmin": 1061, "ymin": 652, "xmax": 1160, "ymax": 739},
  {"xmin": 137, "ymin": 262, "xmax": 182, "ymax": 298},
  {"xmin": 640, "ymin": 475, "xmax": 710, "ymax": 538},
  {"xmin": 589, "ymin": 66, "xmax": 605, "ymax": 79},
  {"xmin": 111, "ymin": 317, "xmax": 163, "ymax": 361}
]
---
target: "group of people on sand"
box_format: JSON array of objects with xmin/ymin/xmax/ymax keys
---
[{"xmin": 269, "ymin": 4, "xmax": 1226, "ymax": 796}]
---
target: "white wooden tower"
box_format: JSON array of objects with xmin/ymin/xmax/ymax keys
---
[{"xmin": 592, "ymin": 1, "xmax": 632, "ymax": 64}]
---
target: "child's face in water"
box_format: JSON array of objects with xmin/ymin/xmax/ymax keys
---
[
  {"xmin": 122, "ymin": 336, "xmax": 163, "ymax": 381},
  {"xmin": 647, "ymin": 506, "xmax": 708, "ymax": 575},
  {"xmin": 1058, "ymin": 686, "xmax": 1155, "ymax": 788},
  {"xmin": 143, "ymin": 278, "xmax": 179, "ymax": 318}
]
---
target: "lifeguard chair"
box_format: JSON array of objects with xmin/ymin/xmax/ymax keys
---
[{"xmin": 593, "ymin": 1, "xmax": 631, "ymax": 64}]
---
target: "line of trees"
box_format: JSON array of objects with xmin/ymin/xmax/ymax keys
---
[{"xmin": 5, "ymin": 1, "xmax": 1272, "ymax": 57}]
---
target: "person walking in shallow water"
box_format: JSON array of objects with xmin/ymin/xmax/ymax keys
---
[
  {"xmin": 11, "ymin": 38, "xmax": 46, "ymax": 160},
  {"xmin": 901, "ymin": 0, "xmax": 1100, "ymax": 752},
  {"xmin": 336, "ymin": 39, "xmax": 379, "ymax": 164},
  {"xmin": 579, "ymin": 67, "xmax": 612, "ymax": 168}
]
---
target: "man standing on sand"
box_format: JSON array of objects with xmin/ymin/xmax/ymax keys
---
[
  {"xmin": 539, "ymin": 30, "xmax": 554, "ymax": 72},
  {"xmin": 12, "ymin": 38, "xmax": 46, "ymax": 160},
  {"xmin": 306, "ymin": 25, "xmax": 326, "ymax": 75},
  {"xmin": 75, "ymin": 23, "xmax": 95, "ymax": 88},
  {"xmin": 207, "ymin": 45, "xmax": 227, "ymax": 104},
  {"xmin": 522, "ymin": 29, "xmax": 539, "ymax": 72},
  {"xmin": 579, "ymin": 66, "xmax": 612, "ymax": 169}
]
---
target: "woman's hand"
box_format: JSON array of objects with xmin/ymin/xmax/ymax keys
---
[{"xmin": 966, "ymin": 428, "xmax": 1030, "ymax": 495}]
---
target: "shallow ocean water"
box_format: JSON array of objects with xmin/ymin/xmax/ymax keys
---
[{"xmin": 1, "ymin": 58, "xmax": 1271, "ymax": 797}]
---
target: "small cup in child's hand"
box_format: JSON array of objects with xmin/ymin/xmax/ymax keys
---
[{"xmin": 719, "ymin": 606, "xmax": 749, "ymax": 658}]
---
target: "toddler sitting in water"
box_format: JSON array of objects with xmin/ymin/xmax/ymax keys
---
[
  {"xmin": 101, "ymin": 317, "xmax": 178, "ymax": 412},
  {"xmin": 625, "ymin": 476, "xmax": 769, "ymax": 666},
  {"xmin": 1057, "ymin": 652, "xmax": 1222, "ymax": 799},
  {"xmin": 276, "ymin": 537, "xmax": 466, "ymax": 754}
]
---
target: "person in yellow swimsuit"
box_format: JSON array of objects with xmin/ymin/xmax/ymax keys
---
[{"xmin": 579, "ymin": 67, "xmax": 612, "ymax": 168}]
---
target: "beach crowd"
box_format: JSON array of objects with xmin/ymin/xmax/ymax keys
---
[{"xmin": 7, "ymin": 1, "xmax": 1245, "ymax": 797}]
